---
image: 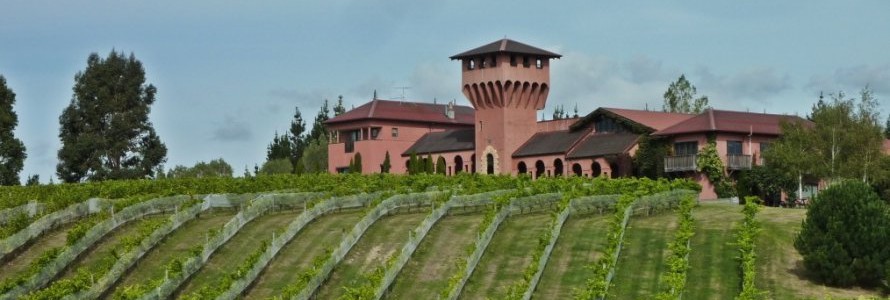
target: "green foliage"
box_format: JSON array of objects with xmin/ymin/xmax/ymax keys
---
[
  {"xmin": 436, "ymin": 156, "xmax": 446, "ymax": 175},
  {"xmin": 662, "ymin": 74, "xmax": 709, "ymax": 114},
  {"xmin": 266, "ymin": 131, "xmax": 294, "ymax": 162},
  {"xmin": 0, "ymin": 211, "xmax": 30, "ymax": 239},
  {"xmin": 0, "ymin": 247, "xmax": 61, "ymax": 293},
  {"xmin": 166, "ymin": 158, "xmax": 233, "ymax": 179},
  {"xmin": 633, "ymin": 135, "xmax": 668, "ymax": 179},
  {"xmin": 0, "ymin": 75, "xmax": 26, "ymax": 186},
  {"xmin": 765, "ymin": 88, "xmax": 884, "ymax": 184},
  {"xmin": 736, "ymin": 166, "xmax": 796, "ymax": 205},
  {"xmin": 350, "ymin": 152, "xmax": 363, "ymax": 173},
  {"xmin": 407, "ymin": 152, "xmax": 419, "ymax": 175},
  {"xmin": 380, "ymin": 151, "xmax": 391, "ymax": 173},
  {"xmin": 260, "ymin": 158, "xmax": 293, "ymax": 175},
  {"xmin": 180, "ymin": 240, "xmax": 270, "ymax": 300},
  {"xmin": 655, "ymin": 194, "xmax": 696, "ymax": 299},
  {"xmin": 299, "ymin": 135, "xmax": 328, "ymax": 173},
  {"xmin": 697, "ymin": 142, "xmax": 735, "ymax": 198},
  {"xmin": 66, "ymin": 212, "xmax": 107, "ymax": 245},
  {"xmin": 794, "ymin": 180, "xmax": 890, "ymax": 287},
  {"xmin": 308, "ymin": 99, "xmax": 331, "ymax": 143},
  {"xmin": 56, "ymin": 50, "xmax": 167, "ymax": 182},
  {"xmin": 424, "ymin": 154, "xmax": 434, "ymax": 174},
  {"xmin": 736, "ymin": 196, "xmax": 763, "ymax": 299},
  {"xmin": 884, "ymin": 113, "xmax": 890, "ymax": 139}
]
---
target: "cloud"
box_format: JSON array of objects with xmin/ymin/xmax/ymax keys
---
[
  {"xmin": 807, "ymin": 64, "xmax": 890, "ymax": 95},
  {"xmin": 696, "ymin": 66, "xmax": 792, "ymax": 103},
  {"xmin": 408, "ymin": 62, "xmax": 460, "ymax": 103},
  {"xmin": 211, "ymin": 114, "xmax": 252, "ymax": 142}
]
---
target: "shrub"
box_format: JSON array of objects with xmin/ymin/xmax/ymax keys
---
[{"xmin": 794, "ymin": 180, "xmax": 890, "ymax": 287}]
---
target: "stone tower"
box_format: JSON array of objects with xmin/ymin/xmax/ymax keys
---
[{"xmin": 450, "ymin": 39, "xmax": 561, "ymax": 174}]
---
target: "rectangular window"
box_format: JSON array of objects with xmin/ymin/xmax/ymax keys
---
[
  {"xmin": 489, "ymin": 55, "xmax": 496, "ymax": 67},
  {"xmin": 759, "ymin": 142, "xmax": 771, "ymax": 153},
  {"xmin": 535, "ymin": 58, "xmax": 543, "ymax": 69},
  {"xmin": 674, "ymin": 141, "xmax": 699, "ymax": 156},
  {"xmin": 510, "ymin": 55, "xmax": 517, "ymax": 66},
  {"xmin": 371, "ymin": 127, "xmax": 380, "ymax": 139},
  {"xmin": 391, "ymin": 127, "xmax": 399, "ymax": 138},
  {"xmin": 727, "ymin": 140, "xmax": 743, "ymax": 155},
  {"xmin": 522, "ymin": 56, "xmax": 530, "ymax": 68},
  {"xmin": 467, "ymin": 59, "xmax": 475, "ymax": 70},
  {"xmin": 594, "ymin": 117, "xmax": 625, "ymax": 133}
]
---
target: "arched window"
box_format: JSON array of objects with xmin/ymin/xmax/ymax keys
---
[
  {"xmin": 553, "ymin": 159, "xmax": 564, "ymax": 177},
  {"xmin": 572, "ymin": 163, "xmax": 582, "ymax": 177},
  {"xmin": 454, "ymin": 156, "xmax": 464, "ymax": 173},
  {"xmin": 468, "ymin": 59, "xmax": 476, "ymax": 70},
  {"xmin": 535, "ymin": 160, "xmax": 545, "ymax": 178},
  {"xmin": 591, "ymin": 162, "xmax": 602, "ymax": 177},
  {"xmin": 517, "ymin": 161, "xmax": 528, "ymax": 174},
  {"xmin": 486, "ymin": 154, "xmax": 495, "ymax": 174}
]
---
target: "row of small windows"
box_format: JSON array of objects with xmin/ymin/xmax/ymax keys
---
[
  {"xmin": 673, "ymin": 141, "xmax": 772, "ymax": 156},
  {"xmin": 466, "ymin": 55, "xmax": 544, "ymax": 70}
]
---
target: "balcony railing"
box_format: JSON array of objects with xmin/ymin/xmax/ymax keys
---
[
  {"xmin": 727, "ymin": 154, "xmax": 753, "ymax": 170},
  {"xmin": 664, "ymin": 155, "xmax": 697, "ymax": 172}
]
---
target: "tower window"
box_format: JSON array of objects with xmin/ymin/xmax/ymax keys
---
[
  {"xmin": 468, "ymin": 59, "xmax": 475, "ymax": 70},
  {"xmin": 510, "ymin": 55, "xmax": 517, "ymax": 66},
  {"xmin": 489, "ymin": 55, "xmax": 497, "ymax": 67},
  {"xmin": 479, "ymin": 57, "xmax": 486, "ymax": 69},
  {"xmin": 391, "ymin": 127, "xmax": 399, "ymax": 138},
  {"xmin": 522, "ymin": 56, "xmax": 530, "ymax": 68},
  {"xmin": 536, "ymin": 58, "xmax": 543, "ymax": 69}
]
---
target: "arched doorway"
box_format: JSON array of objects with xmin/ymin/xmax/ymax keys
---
[
  {"xmin": 535, "ymin": 160, "xmax": 545, "ymax": 178},
  {"xmin": 610, "ymin": 162, "xmax": 620, "ymax": 178},
  {"xmin": 572, "ymin": 163, "xmax": 582, "ymax": 176},
  {"xmin": 454, "ymin": 156, "xmax": 463, "ymax": 173},
  {"xmin": 553, "ymin": 159, "xmax": 564, "ymax": 177},
  {"xmin": 591, "ymin": 162, "xmax": 602, "ymax": 177},
  {"xmin": 470, "ymin": 154, "xmax": 476, "ymax": 173},
  {"xmin": 517, "ymin": 161, "xmax": 528, "ymax": 175},
  {"xmin": 406, "ymin": 160, "xmax": 411, "ymax": 173},
  {"xmin": 486, "ymin": 154, "xmax": 495, "ymax": 174}
]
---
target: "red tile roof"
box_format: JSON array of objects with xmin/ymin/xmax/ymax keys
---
[
  {"xmin": 653, "ymin": 109, "xmax": 811, "ymax": 136},
  {"xmin": 325, "ymin": 99, "xmax": 475, "ymax": 126},
  {"xmin": 601, "ymin": 108, "xmax": 696, "ymax": 131}
]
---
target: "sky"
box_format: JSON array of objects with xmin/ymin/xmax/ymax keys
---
[{"xmin": 2, "ymin": 1, "xmax": 890, "ymax": 182}]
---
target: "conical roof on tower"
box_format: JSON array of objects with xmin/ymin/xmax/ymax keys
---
[{"xmin": 449, "ymin": 38, "xmax": 562, "ymax": 60}]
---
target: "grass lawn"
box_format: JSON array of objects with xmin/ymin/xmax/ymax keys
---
[
  {"xmin": 0, "ymin": 223, "xmax": 73, "ymax": 281},
  {"xmin": 460, "ymin": 213, "xmax": 551, "ymax": 300},
  {"xmin": 314, "ymin": 211, "xmax": 428, "ymax": 300},
  {"xmin": 104, "ymin": 210, "xmax": 235, "ymax": 298},
  {"xmin": 608, "ymin": 212, "xmax": 678, "ymax": 299},
  {"xmin": 387, "ymin": 213, "xmax": 483, "ymax": 299},
  {"xmin": 55, "ymin": 214, "xmax": 170, "ymax": 281},
  {"xmin": 532, "ymin": 213, "xmax": 609, "ymax": 300},
  {"xmin": 755, "ymin": 206, "xmax": 883, "ymax": 299},
  {"xmin": 685, "ymin": 201, "xmax": 743, "ymax": 300},
  {"xmin": 243, "ymin": 209, "xmax": 365, "ymax": 299},
  {"xmin": 175, "ymin": 210, "xmax": 301, "ymax": 297}
]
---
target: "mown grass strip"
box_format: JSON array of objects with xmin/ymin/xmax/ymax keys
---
[
  {"xmin": 654, "ymin": 192, "xmax": 696, "ymax": 299},
  {"xmin": 685, "ymin": 202, "xmax": 742, "ymax": 300}
]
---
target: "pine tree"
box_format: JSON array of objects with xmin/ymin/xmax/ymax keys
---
[
  {"xmin": 0, "ymin": 75, "xmax": 26, "ymax": 186},
  {"xmin": 424, "ymin": 154, "xmax": 434, "ymax": 174},
  {"xmin": 408, "ymin": 152, "xmax": 419, "ymax": 174},
  {"xmin": 57, "ymin": 51, "xmax": 167, "ymax": 182},
  {"xmin": 381, "ymin": 151, "xmax": 392, "ymax": 173},
  {"xmin": 289, "ymin": 106, "xmax": 307, "ymax": 167},
  {"xmin": 333, "ymin": 95, "xmax": 347, "ymax": 117},
  {"xmin": 353, "ymin": 152, "xmax": 362, "ymax": 173},
  {"xmin": 884, "ymin": 113, "xmax": 890, "ymax": 139},
  {"xmin": 266, "ymin": 132, "xmax": 293, "ymax": 162},
  {"xmin": 309, "ymin": 99, "xmax": 331, "ymax": 143}
]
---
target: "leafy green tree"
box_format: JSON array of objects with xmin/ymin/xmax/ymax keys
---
[
  {"xmin": 25, "ymin": 175, "xmax": 39, "ymax": 186},
  {"xmin": 298, "ymin": 134, "xmax": 328, "ymax": 173},
  {"xmin": 166, "ymin": 158, "xmax": 233, "ymax": 178},
  {"xmin": 381, "ymin": 151, "xmax": 391, "ymax": 173},
  {"xmin": 736, "ymin": 165, "xmax": 796, "ymax": 206},
  {"xmin": 795, "ymin": 180, "xmax": 890, "ymax": 287},
  {"xmin": 662, "ymin": 74, "xmax": 709, "ymax": 114},
  {"xmin": 259, "ymin": 158, "xmax": 293, "ymax": 175},
  {"xmin": 57, "ymin": 51, "xmax": 167, "ymax": 182},
  {"xmin": 765, "ymin": 88, "xmax": 884, "ymax": 190},
  {"xmin": 884, "ymin": 113, "xmax": 890, "ymax": 139},
  {"xmin": 632, "ymin": 135, "xmax": 667, "ymax": 179},
  {"xmin": 436, "ymin": 156, "xmax": 446, "ymax": 175},
  {"xmin": 0, "ymin": 75, "xmax": 26, "ymax": 185}
]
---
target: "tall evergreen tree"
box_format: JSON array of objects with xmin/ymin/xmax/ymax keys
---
[
  {"xmin": 266, "ymin": 132, "xmax": 293, "ymax": 162},
  {"xmin": 424, "ymin": 154, "xmax": 434, "ymax": 174},
  {"xmin": 381, "ymin": 151, "xmax": 391, "ymax": 173},
  {"xmin": 289, "ymin": 107, "xmax": 307, "ymax": 166},
  {"xmin": 57, "ymin": 51, "xmax": 167, "ymax": 182},
  {"xmin": 0, "ymin": 75, "xmax": 26, "ymax": 186},
  {"xmin": 436, "ymin": 156, "xmax": 446, "ymax": 175},
  {"xmin": 333, "ymin": 95, "xmax": 347, "ymax": 117},
  {"xmin": 663, "ymin": 74, "xmax": 709, "ymax": 114},
  {"xmin": 308, "ymin": 99, "xmax": 330, "ymax": 143},
  {"xmin": 884, "ymin": 113, "xmax": 890, "ymax": 139},
  {"xmin": 352, "ymin": 152, "xmax": 362, "ymax": 173}
]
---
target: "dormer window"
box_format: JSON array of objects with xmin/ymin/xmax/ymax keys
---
[
  {"xmin": 468, "ymin": 59, "xmax": 476, "ymax": 70},
  {"xmin": 536, "ymin": 58, "xmax": 543, "ymax": 69}
]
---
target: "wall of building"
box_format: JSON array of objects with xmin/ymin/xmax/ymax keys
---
[
  {"xmin": 536, "ymin": 118, "xmax": 580, "ymax": 132},
  {"xmin": 327, "ymin": 119, "xmax": 471, "ymax": 174},
  {"xmin": 399, "ymin": 150, "xmax": 476, "ymax": 175}
]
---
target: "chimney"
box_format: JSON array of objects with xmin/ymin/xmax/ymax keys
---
[{"xmin": 445, "ymin": 101, "xmax": 455, "ymax": 119}]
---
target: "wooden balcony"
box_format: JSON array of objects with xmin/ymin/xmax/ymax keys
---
[
  {"xmin": 664, "ymin": 155, "xmax": 697, "ymax": 172},
  {"xmin": 727, "ymin": 154, "xmax": 752, "ymax": 170}
]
